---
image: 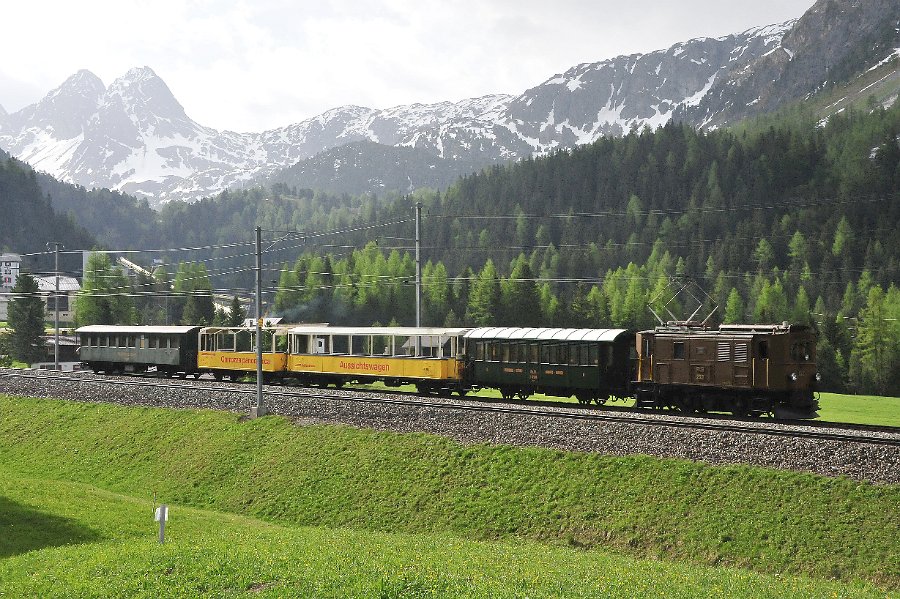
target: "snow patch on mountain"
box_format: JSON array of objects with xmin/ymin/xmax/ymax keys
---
[{"xmin": 0, "ymin": 22, "xmax": 795, "ymax": 203}]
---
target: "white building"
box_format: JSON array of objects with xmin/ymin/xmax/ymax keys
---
[{"xmin": 0, "ymin": 253, "xmax": 22, "ymax": 321}]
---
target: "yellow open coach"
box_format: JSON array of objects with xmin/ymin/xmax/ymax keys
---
[
  {"xmin": 198, "ymin": 325, "xmax": 290, "ymax": 382},
  {"xmin": 287, "ymin": 326, "xmax": 472, "ymax": 395}
]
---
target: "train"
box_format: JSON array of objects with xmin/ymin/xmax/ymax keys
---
[{"xmin": 75, "ymin": 321, "xmax": 820, "ymax": 418}]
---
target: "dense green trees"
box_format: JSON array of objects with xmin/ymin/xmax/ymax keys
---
[
  {"xmin": 11, "ymin": 96, "xmax": 896, "ymax": 395},
  {"xmin": 7, "ymin": 273, "xmax": 46, "ymax": 364},
  {"xmin": 74, "ymin": 253, "xmax": 135, "ymax": 326}
]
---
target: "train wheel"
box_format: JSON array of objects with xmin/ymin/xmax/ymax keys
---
[
  {"xmin": 213, "ymin": 372, "xmax": 223, "ymax": 382},
  {"xmin": 500, "ymin": 388, "xmax": 516, "ymax": 401},
  {"xmin": 456, "ymin": 388, "xmax": 468, "ymax": 397},
  {"xmin": 575, "ymin": 392, "xmax": 591, "ymax": 405},
  {"xmin": 731, "ymin": 399, "xmax": 748, "ymax": 418},
  {"xmin": 516, "ymin": 391, "xmax": 531, "ymax": 400}
]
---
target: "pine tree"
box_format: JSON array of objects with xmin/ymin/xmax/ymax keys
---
[
  {"xmin": 7, "ymin": 273, "xmax": 46, "ymax": 364},
  {"xmin": 465, "ymin": 260, "xmax": 501, "ymax": 326},
  {"xmin": 226, "ymin": 295, "xmax": 247, "ymax": 327},
  {"xmin": 723, "ymin": 288, "xmax": 745, "ymax": 324}
]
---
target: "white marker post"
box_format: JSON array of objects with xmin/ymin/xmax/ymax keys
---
[{"xmin": 154, "ymin": 504, "xmax": 168, "ymax": 543}]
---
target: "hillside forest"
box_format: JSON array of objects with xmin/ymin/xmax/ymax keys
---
[{"xmin": 2, "ymin": 100, "xmax": 899, "ymax": 396}]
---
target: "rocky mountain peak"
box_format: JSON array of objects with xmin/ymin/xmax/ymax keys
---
[
  {"xmin": 1, "ymin": 69, "xmax": 105, "ymax": 139},
  {"xmin": 677, "ymin": 0, "xmax": 900, "ymax": 127},
  {"xmin": 104, "ymin": 66, "xmax": 191, "ymax": 127}
]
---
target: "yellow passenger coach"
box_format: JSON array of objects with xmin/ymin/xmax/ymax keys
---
[{"xmin": 287, "ymin": 326, "xmax": 471, "ymax": 394}]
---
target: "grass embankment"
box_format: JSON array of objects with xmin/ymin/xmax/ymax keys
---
[
  {"xmin": 818, "ymin": 392, "xmax": 900, "ymax": 427},
  {"xmin": 0, "ymin": 394, "xmax": 897, "ymax": 594},
  {"xmin": 1, "ymin": 475, "xmax": 890, "ymax": 598}
]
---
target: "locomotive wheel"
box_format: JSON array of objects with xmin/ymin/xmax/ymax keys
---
[
  {"xmin": 731, "ymin": 399, "xmax": 748, "ymax": 418},
  {"xmin": 456, "ymin": 388, "xmax": 468, "ymax": 397}
]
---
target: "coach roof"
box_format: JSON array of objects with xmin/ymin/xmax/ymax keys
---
[
  {"xmin": 75, "ymin": 325, "xmax": 201, "ymax": 335},
  {"xmin": 465, "ymin": 327, "xmax": 630, "ymax": 342}
]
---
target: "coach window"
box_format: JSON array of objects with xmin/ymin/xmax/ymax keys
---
[
  {"xmin": 475, "ymin": 342, "xmax": 484, "ymax": 361},
  {"xmin": 170, "ymin": 337, "xmax": 179, "ymax": 349},
  {"xmin": 545, "ymin": 344, "xmax": 556, "ymax": 365},
  {"xmin": 509, "ymin": 343, "xmax": 519, "ymax": 363},
  {"xmin": 673, "ymin": 342, "xmax": 685, "ymax": 360},
  {"xmin": 570, "ymin": 344, "xmax": 581, "ymax": 366},
  {"xmin": 590, "ymin": 345, "xmax": 600, "ymax": 366},
  {"xmin": 100, "ymin": 336, "xmax": 108, "ymax": 347},
  {"xmin": 501, "ymin": 343, "xmax": 511, "ymax": 362}
]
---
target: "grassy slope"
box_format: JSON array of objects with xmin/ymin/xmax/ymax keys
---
[
  {"xmin": 0, "ymin": 474, "xmax": 889, "ymax": 598},
  {"xmin": 818, "ymin": 392, "xmax": 900, "ymax": 427},
  {"xmin": 0, "ymin": 394, "xmax": 897, "ymax": 590}
]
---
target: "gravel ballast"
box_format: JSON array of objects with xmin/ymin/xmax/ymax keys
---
[{"xmin": 2, "ymin": 368, "xmax": 898, "ymax": 485}]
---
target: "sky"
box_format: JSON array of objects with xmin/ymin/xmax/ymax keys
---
[{"xmin": 0, "ymin": 0, "xmax": 817, "ymax": 133}]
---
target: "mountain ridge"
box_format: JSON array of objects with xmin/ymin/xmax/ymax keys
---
[{"xmin": 1, "ymin": 0, "xmax": 897, "ymax": 202}]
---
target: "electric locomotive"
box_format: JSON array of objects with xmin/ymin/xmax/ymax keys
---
[{"xmin": 633, "ymin": 322, "xmax": 819, "ymax": 418}]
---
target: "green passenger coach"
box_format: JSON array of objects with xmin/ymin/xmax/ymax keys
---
[{"xmin": 464, "ymin": 327, "xmax": 634, "ymax": 403}]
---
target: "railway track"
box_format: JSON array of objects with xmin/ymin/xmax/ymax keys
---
[{"xmin": 4, "ymin": 369, "xmax": 898, "ymax": 448}]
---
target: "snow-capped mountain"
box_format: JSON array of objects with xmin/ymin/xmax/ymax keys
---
[
  {"xmin": 1, "ymin": 0, "xmax": 897, "ymax": 203},
  {"xmin": 678, "ymin": 0, "xmax": 900, "ymax": 127}
]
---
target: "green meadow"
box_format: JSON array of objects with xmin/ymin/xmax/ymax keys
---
[{"xmin": 0, "ymin": 394, "xmax": 897, "ymax": 597}]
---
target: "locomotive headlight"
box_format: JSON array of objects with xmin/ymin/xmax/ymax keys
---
[
  {"xmin": 790, "ymin": 372, "xmax": 799, "ymax": 381},
  {"xmin": 815, "ymin": 372, "xmax": 822, "ymax": 382}
]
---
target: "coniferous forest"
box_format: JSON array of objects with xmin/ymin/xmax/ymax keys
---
[{"xmin": 3, "ymin": 101, "xmax": 899, "ymax": 395}]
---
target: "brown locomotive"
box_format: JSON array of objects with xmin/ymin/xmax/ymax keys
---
[{"xmin": 633, "ymin": 323, "xmax": 819, "ymax": 418}]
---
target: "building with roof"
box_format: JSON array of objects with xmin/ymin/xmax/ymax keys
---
[
  {"xmin": 34, "ymin": 275, "xmax": 81, "ymax": 325},
  {"xmin": 0, "ymin": 253, "xmax": 22, "ymax": 321}
]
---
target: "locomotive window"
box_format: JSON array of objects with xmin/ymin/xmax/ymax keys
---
[
  {"xmin": 759, "ymin": 341, "xmax": 769, "ymax": 359},
  {"xmin": 673, "ymin": 342, "xmax": 685, "ymax": 360},
  {"xmin": 791, "ymin": 342, "xmax": 812, "ymax": 361},
  {"xmin": 642, "ymin": 338, "xmax": 651, "ymax": 357}
]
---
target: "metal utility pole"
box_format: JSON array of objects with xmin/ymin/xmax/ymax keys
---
[
  {"xmin": 415, "ymin": 202, "xmax": 422, "ymax": 328},
  {"xmin": 252, "ymin": 226, "xmax": 266, "ymax": 418},
  {"xmin": 47, "ymin": 242, "xmax": 62, "ymax": 371}
]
